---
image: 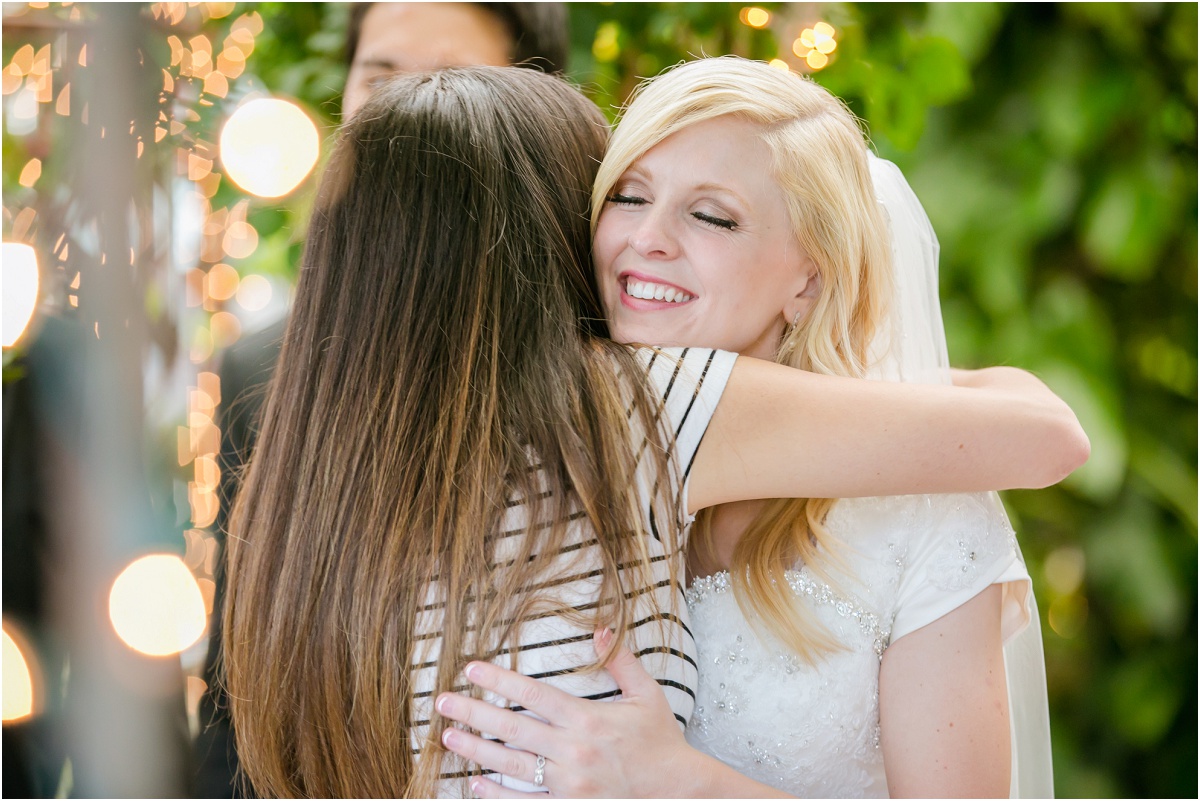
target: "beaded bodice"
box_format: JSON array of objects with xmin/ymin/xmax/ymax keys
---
[{"xmin": 683, "ymin": 494, "xmax": 1021, "ymax": 798}]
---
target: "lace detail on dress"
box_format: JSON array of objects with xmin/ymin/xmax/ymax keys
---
[
  {"xmin": 924, "ymin": 494, "xmax": 1018, "ymax": 593},
  {"xmin": 684, "ymin": 561, "xmax": 893, "ymax": 796},
  {"xmin": 687, "ymin": 569, "xmax": 890, "ymax": 658},
  {"xmin": 782, "ymin": 571, "xmax": 889, "ymax": 657}
]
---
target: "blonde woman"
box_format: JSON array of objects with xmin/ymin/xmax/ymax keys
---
[{"xmin": 437, "ymin": 57, "xmax": 1063, "ymax": 798}]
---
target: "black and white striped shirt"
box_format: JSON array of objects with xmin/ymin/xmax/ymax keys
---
[{"xmin": 411, "ymin": 347, "xmax": 738, "ymax": 796}]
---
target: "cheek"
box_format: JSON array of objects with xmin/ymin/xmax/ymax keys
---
[{"xmin": 592, "ymin": 220, "xmax": 620, "ymax": 276}]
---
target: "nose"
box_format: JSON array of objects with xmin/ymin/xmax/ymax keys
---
[{"xmin": 628, "ymin": 206, "xmax": 679, "ymax": 261}]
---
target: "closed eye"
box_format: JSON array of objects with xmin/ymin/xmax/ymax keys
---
[
  {"xmin": 692, "ymin": 211, "xmax": 737, "ymax": 230},
  {"xmin": 607, "ymin": 193, "xmax": 647, "ymax": 206}
]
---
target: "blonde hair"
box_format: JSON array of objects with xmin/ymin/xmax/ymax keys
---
[{"xmin": 594, "ymin": 56, "xmax": 893, "ymax": 662}]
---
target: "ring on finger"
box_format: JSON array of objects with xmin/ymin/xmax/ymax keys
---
[{"xmin": 533, "ymin": 754, "xmax": 546, "ymax": 787}]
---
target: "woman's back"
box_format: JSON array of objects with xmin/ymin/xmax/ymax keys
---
[
  {"xmin": 412, "ymin": 346, "xmax": 734, "ymax": 795},
  {"xmin": 220, "ymin": 68, "xmax": 731, "ymax": 797}
]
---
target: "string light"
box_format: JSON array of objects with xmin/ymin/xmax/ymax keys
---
[
  {"xmin": 219, "ymin": 98, "xmax": 319, "ymax": 198},
  {"xmin": 739, "ymin": 7, "xmax": 771, "ymax": 29},
  {"xmin": 2, "ymin": 624, "xmax": 38, "ymax": 722},
  {"xmin": 3, "ymin": 243, "xmax": 40, "ymax": 348},
  {"xmin": 108, "ymin": 555, "xmax": 208, "ymax": 657},
  {"xmin": 792, "ymin": 22, "xmax": 838, "ymax": 71}
]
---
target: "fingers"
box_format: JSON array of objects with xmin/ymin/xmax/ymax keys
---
[
  {"xmin": 468, "ymin": 776, "xmax": 541, "ymax": 799},
  {"xmin": 461, "ymin": 661, "xmax": 572, "ymax": 724},
  {"xmin": 436, "ymin": 692, "xmax": 554, "ymax": 756},
  {"xmin": 441, "ymin": 728, "xmax": 541, "ymax": 787},
  {"xmin": 593, "ymin": 628, "xmax": 658, "ymax": 700}
]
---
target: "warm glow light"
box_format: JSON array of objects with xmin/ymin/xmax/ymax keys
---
[
  {"xmin": 2, "ymin": 65, "xmax": 22, "ymax": 95},
  {"xmin": 739, "ymin": 7, "xmax": 770, "ymax": 28},
  {"xmin": 768, "ymin": 59, "xmax": 791, "ymax": 72},
  {"xmin": 209, "ymin": 310, "xmax": 242, "ymax": 347},
  {"xmin": 206, "ymin": 2, "xmax": 236, "ymax": 20},
  {"xmin": 219, "ymin": 98, "xmax": 320, "ymax": 198},
  {"xmin": 2, "ymin": 627, "xmax": 35, "ymax": 722},
  {"xmin": 109, "ymin": 555, "xmax": 207, "ymax": 657},
  {"xmin": 3, "ymin": 243, "xmax": 40, "ymax": 347},
  {"xmin": 11, "ymin": 44, "xmax": 35, "ymax": 75},
  {"xmin": 189, "ymin": 484, "xmax": 219, "ymax": 527},
  {"xmin": 236, "ymin": 274, "xmax": 272, "ymax": 311},
  {"xmin": 205, "ymin": 262, "xmax": 239, "ymax": 300},
  {"xmin": 793, "ymin": 22, "xmax": 837, "ymax": 69},
  {"xmin": 18, "ymin": 158, "xmax": 42, "ymax": 188},
  {"xmin": 221, "ymin": 221, "xmax": 258, "ymax": 260}
]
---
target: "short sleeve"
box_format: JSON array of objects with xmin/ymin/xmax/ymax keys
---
[
  {"xmin": 890, "ymin": 492, "xmax": 1031, "ymax": 645},
  {"xmin": 633, "ymin": 347, "xmax": 737, "ymax": 524}
]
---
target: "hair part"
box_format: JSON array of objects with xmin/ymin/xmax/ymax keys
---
[
  {"xmin": 223, "ymin": 67, "xmax": 677, "ymax": 797},
  {"xmin": 595, "ymin": 56, "xmax": 894, "ymax": 663}
]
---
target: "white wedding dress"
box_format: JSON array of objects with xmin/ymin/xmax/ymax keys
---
[
  {"xmin": 684, "ymin": 493, "xmax": 1030, "ymax": 797},
  {"xmin": 682, "ymin": 155, "xmax": 1054, "ymax": 798}
]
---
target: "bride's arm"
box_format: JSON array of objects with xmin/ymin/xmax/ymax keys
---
[
  {"xmin": 688, "ymin": 358, "xmax": 1089, "ymax": 514},
  {"xmin": 436, "ymin": 630, "xmax": 792, "ymax": 799},
  {"xmin": 879, "ymin": 585, "xmax": 1011, "ymax": 798}
]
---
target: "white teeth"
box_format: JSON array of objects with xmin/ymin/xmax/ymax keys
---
[{"xmin": 624, "ymin": 279, "xmax": 693, "ymax": 303}]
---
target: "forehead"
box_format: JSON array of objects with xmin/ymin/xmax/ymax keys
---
[
  {"xmin": 631, "ymin": 116, "xmax": 780, "ymax": 198},
  {"xmin": 355, "ymin": 2, "xmax": 513, "ymax": 70}
]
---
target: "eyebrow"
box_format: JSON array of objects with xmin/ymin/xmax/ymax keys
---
[
  {"xmin": 622, "ymin": 165, "xmax": 749, "ymax": 206},
  {"xmin": 355, "ymin": 58, "xmax": 399, "ymax": 71}
]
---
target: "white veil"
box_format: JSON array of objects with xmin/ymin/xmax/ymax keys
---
[{"xmin": 866, "ymin": 154, "xmax": 1054, "ymax": 798}]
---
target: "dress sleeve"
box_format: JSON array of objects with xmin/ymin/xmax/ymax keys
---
[
  {"xmin": 890, "ymin": 492, "xmax": 1032, "ymax": 645},
  {"xmin": 633, "ymin": 347, "xmax": 737, "ymax": 524}
]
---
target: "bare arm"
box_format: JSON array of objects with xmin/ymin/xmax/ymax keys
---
[
  {"xmin": 879, "ymin": 585, "xmax": 1011, "ymax": 798},
  {"xmin": 688, "ymin": 359, "xmax": 1089, "ymax": 513}
]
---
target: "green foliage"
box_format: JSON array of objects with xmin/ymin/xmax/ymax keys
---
[
  {"xmin": 198, "ymin": 2, "xmax": 1200, "ymax": 796},
  {"xmin": 4, "ymin": 2, "xmax": 1192, "ymax": 797}
]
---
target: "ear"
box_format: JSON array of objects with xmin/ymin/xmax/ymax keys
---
[{"xmin": 783, "ymin": 255, "xmax": 821, "ymax": 326}]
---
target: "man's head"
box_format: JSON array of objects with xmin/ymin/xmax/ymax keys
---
[{"xmin": 342, "ymin": 2, "xmax": 569, "ymax": 119}]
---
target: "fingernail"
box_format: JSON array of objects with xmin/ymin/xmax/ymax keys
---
[
  {"xmin": 596, "ymin": 627, "xmax": 613, "ymax": 646},
  {"xmin": 464, "ymin": 662, "xmax": 481, "ymax": 681},
  {"xmin": 435, "ymin": 694, "xmax": 449, "ymax": 714},
  {"xmin": 442, "ymin": 728, "xmax": 459, "ymax": 748},
  {"xmin": 469, "ymin": 779, "xmax": 483, "ymax": 796}
]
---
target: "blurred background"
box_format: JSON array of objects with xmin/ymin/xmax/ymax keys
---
[{"xmin": 1, "ymin": 2, "xmax": 1195, "ymax": 798}]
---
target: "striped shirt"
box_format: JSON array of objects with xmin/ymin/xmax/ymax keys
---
[{"xmin": 411, "ymin": 347, "xmax": 737, "ymax": 796}]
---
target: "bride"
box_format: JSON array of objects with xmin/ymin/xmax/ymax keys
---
[{"xmin": 435, "ymin": 56, "xmax": 1058, "ymax": 798}]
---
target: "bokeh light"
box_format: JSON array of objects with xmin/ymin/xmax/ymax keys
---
[
  {"xmin": 108, "ymin": 555, "xmax": 207, "ymax": 657},
  {"xmin": 768, "ymin": 59, "xmax": 790, "ymax": 72},
  {"xmin": 205, "ymin": 262, "xmax": 239, "ymax": 300},
  {"xmin": 2, "ymin": 625, "xmax": 37, "ymax": 723},
  {"xmin": 222, "ymin": 220, "xmax": 258, "ymax": 260},
  {"xmin": 3, "ymin": 242, "xmax": 40, "ymax": 347},
  {"xmin": 235, "ymin": 273, "xmax": 272, "ymax": 311},
  {"xmin": 793, "ymin": 21, "xmax": 838, "ymax": 71},
  {"xmin": 739, "ymin": 7, "xmax": 770, "ymax": 28},
  {"xmin": 219, "ymin": 98, "xmax": 319, "ymax": 198}
]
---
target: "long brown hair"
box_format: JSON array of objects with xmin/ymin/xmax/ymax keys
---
[{"xmin": 223, "ymin": 68, "xmax": 675, "ymax": 797}]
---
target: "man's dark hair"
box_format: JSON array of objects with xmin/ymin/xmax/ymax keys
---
[{"xmin": 344, "ymin": 2, "xmax": 570, "ymax": 73}]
